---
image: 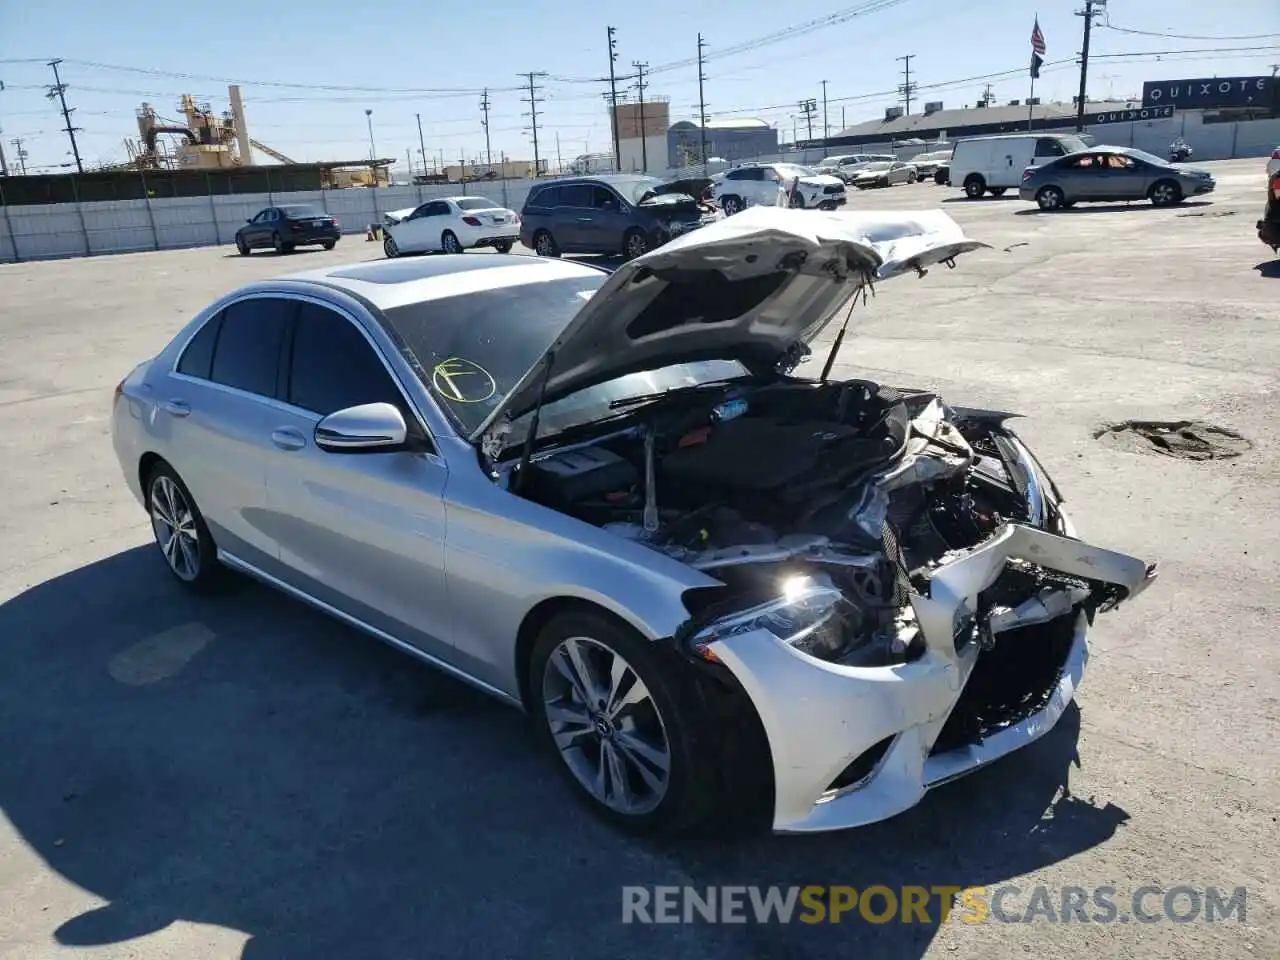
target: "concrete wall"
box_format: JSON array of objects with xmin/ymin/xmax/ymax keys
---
[{"xmin": 0, "ymin": 180, "xmax": 535, "ymax": 263}]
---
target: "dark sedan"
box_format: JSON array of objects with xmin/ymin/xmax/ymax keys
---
[
  {"xmin": 1019, "ymin": 146, "xmax": 1215, "ymax": 211},
  {"xmin": 236, "ymin": 205, "xmax": 341, "ymax": 255}
]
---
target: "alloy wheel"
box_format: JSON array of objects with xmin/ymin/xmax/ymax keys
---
[
  {"xmin": 535, "ymin": 232, "xmax": 557, "ymax": 257},
  {"xmin": 722, "ymin": 197, "xmax": 741, "ymax": 215},
  {"xmin": 150, "ymin": 475, "xmax": 200, "ymax": 582},
  {"xmin": 541, "ymin": 636, "xmax": 671, "ymax": 816},
  {"xmin": 625, "ymin": 232, "xmax": 648, "ymax": 259},
  {"xmin": 1038, "ymin": 187, "xmax": 1064, "ymax": 211},
  {"xmin": 442, "ymin": 231, "xmax": 463, "ymax": 254},
  {"xmin": 1152, "ymin": 182, "xmax": 1179, "ymax": 205},
  {"xmin": 383, "ymin": 235, "xmax": 399, "ymax": 258}
]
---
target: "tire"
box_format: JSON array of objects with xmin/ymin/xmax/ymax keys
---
[
  {"xmin": 533, "ymin": 230, "xmax": 560, "ymax": 257},
  {"xmin": 934, "ymin": 169, "xmax": 949, "ymax": 186},
  {"xmin": 720, "ymin": 195, "xmax": 742, "ymax": 216},
  {"xmin": 788, "ymin": 192, "xmax": 805, "ymax": 209},
  {"xmin": 144, "ymin": 461, "xmax": 224, "ymax": 592},
  {"xmin": 622, "ymin": 229, "xmax": 649, "ymax": 260},
  {"xmin": 271, "ymin": 232, "xmax": 284, "ymax": 254},
  {"xmin": 964, "ymin": 175, "xmax": 986, "ymax": 199},
  {"xmin": 907, "ymin": 170, "xmax": 918, "ymax": 184},
  {"xmin": 383, "ymin": 234, "xmax": 400, "ymax": 258},
  {"xmin": 1036, "ymin": 185, "xmax": 1066, "ymax": 211},
  {"xmin": 1149, "ymin": 179, "xmax": 1183, "ymax": 207},
  {"xmin": 988, "ymin": 187, "xmax": 1007, "ymax": 197},
  {"xmin": 493, "ymin": 240, "xmax": 513, "ymax": 254},
  {"xmin": 441, "ymin": 230, "xmax": 463, "ymax": 254},
  {"xmin": 236, "ymin": 236, "xmax": 250, "ymax": 256},
  {"xmin": 322, "ymin": 240, "xmax": 336, "ymax": 250},
  {"xmin": 528, "ymin": 610, "xmax": 719, "ymax": 835}
]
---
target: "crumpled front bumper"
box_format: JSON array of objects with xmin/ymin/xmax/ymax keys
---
[{"xmin": 708, "ymin": 518, "xmax": 1156, "ymax": 833}]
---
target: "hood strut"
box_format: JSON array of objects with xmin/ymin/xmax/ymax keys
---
[
  {"xmin": 819, "ymin": 278, "xmax": 873, "ymax": 381},
  {"xmin": 512, "ymin": 350, "xmax": 556, "ymax": 493}
]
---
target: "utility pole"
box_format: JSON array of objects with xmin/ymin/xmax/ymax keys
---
[
  {"xmin": 1075, "ymin": 0, "xmax": 1098, "ymax": 131},
  {"xmin": 365, "ymin": 109, "xmax": 376, "ymax": 161},
  {"xmin": 821, "ymin": 80, "xmax": 829, "ymax": 141},
  {"xmin": 980, "ymin": 83, "xmax": 994, "ymax": 107},
  {"xmin": 47, "ymin": 60, "xmax": 83, "ymax": 173},
  {"xmin": 633, "ymin": 61, "xmax": 649, "ymax": 172},
  {"xmin": 480, "ymin": 88, "xmax": 493, "ymax": 171},
  {"xmin": 697, "ymin": 34, "xmax": 709, "ymax": 169},
  {"xmin": 415, "ymin": 113, "xmax": 427, "ymax": 180},
  {"xmin": 896, "ymin": 54, "xmax": 916, "ymax": 115},
  {"xmin": 556, "ymin": 132, "xmax": 563, "ymax": 174},
  {"xmin": 10, "ymin": 136, "xmax": 27, "ymax": 175},
  {"xmin": 798, "ymin": 99, "xmax": 817, "ymax": 142},
  {"xmin": 519, "ymin": 71, "xmax": 547, "ymax": 178},
  {"xmin": 607, "ymin": 27, "xmax": 622, "ymax": 172}
]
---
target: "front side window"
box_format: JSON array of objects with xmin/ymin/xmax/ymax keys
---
[
  {"xmin": 288, "ymin": 303, "xmax": 405, "ymax": 416},
  {"xmin": 1035, "ymin": 138, "xmax": 1066, "ymax": 158},
  {"xmin": 209, "ymin": 297, "xmax": 295, "ymax": 397}
]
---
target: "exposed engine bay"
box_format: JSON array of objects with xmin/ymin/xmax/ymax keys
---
[{"xmin": 511, "ymin": 376, "xmax": 1142, "ymax": 747}]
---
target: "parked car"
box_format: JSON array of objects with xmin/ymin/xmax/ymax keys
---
[
  {"xmin": 1267, "ymin": 145, "xmax": 1280, "ymax": 179},
  {"xmin": 849, "ymin": 160, "xmax": 919, "ymax": 189},
  {"xmin": 1019, "ymin": 145, "xmax": 1216, "ymax": 211},
  {"xmin": 813, "ymin": 154, "xmax": 897, "ymax": 183},
  {"xmin": 382, "ymin": 207, "xmax": 418, "ymax": 229},
  {"xmin": 383, "ymin": 196, "xmax": 520, "ymax": 258},
  {"xmin": 907, "ymin": 150, "xmax": 952, "ymax": 181},
  {"xmin": 112, "ymin": 206, "xmax": 1155, "ymax": 835},
  {"xmin": 709, "ymin": 163, "xmax": 846, "ymax": 213},
  {"xmin": 519, "ymin": 175, "xmax": 709, "ymax": 260},
  {"xmin": 951, "ymin": 133, "xmax": 1090, "ymax": 198},
  {"xmin": 235, "ymin": 205, "xmax": 340, "ymax": 256}
]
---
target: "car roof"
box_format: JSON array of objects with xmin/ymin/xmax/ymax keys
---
[{"xmin": 275, "ymin": 255, "xmax": 607, "ymax": 311}]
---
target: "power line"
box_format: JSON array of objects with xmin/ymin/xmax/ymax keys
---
[
  {"xmin": 1098, "ymin": 23, "xmax": 1280, "ymax": 42},
  {"xmin": 519, "ymin": 71, "xmax": 547, "ymax": 177},
  {"xmin": 896, "ymin": 54, "xmax": 916, "ymax": 115},
  {"xmin": 47, "ymin": 59, "xmax": 83, "ymax": 173}
]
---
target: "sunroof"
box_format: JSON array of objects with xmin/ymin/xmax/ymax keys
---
[{"xmin": 325, "ymin": 254, "xmax": 548, "ymax": 285}]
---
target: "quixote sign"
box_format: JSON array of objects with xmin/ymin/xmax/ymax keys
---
[
  {"xmin": 1087, "ymin": 105, "xmax": 1174, "ymax": 125},
  {"xmin": 1141, "ymin": 76, "xmax": 1274, "ymax": 110}
]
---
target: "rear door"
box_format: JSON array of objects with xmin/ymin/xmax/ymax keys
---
[
  {"xmin": 165, "ymin": 295, "xmax": 297, "ymax": 566},
  {"xmin": 263, "ymin": 299, "xmax": 454, "ymax": 657}
]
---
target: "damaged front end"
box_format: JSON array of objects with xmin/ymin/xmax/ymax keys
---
[{"xmin": 666, "ymin": 395, "xmax": 1157, "ymax": 832}]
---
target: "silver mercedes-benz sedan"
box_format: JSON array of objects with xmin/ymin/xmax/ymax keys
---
[{"xmin": 112, "ymin": 207, "xmax": 1156, "ymax": 834}]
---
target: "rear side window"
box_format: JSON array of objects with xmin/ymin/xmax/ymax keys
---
[
  {"xmin": 209, "ymin": 297, "xmax": 294, "ymax": 397},
  {"xmin": 288, "ymin": 303, "xmax": 405, "ymax": 416},
  {"xmin": 177, "ymin": 312, "xmax": 223, "ymax": 379},
  {"xmin": 559, "ymin": 185, "xmax": 591, "ymax": 207},
  {"xmin": 530, "ymin": 186, "xmax": 560, "ymax": 208}
]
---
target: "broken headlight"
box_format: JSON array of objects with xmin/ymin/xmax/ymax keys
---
[{"xmin": 687, "ymin": 574, "xmax": 864, "ymax": 663}]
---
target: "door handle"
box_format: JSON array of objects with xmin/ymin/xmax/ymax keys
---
[
  {"xmin": 271, "ymin": 427, "xmax": 306, "ymax": 451},
  {"xmin": 578, "ymin": 217, "xmax": 592, "ymax": 222},
  {"xmin": 162, "ymin": 399, "xmax": 190, "ymax": 417}
]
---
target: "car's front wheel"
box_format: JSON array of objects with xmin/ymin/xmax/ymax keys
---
[
  {"xmin": 236, "ymin": 236, "xmax": 250, "ymax": 256},
  {"xmin": 383, "ymin": 234, "xmax": 399, "ymax": 258},
  {"xmin": 1149, "ymin": 179, "xmax": 1183, "ymax": 207},
  {"xmin": 529, "ymin": 610, "xmax": 717, "ymax": 834},
  {"xmin": 146, "ymin": 462, "xmax": 223, "ymax": 591},
  {"xmin": 623, "ymin": 229, "xmax": 649, "ymax": 260},
  {"xmin": 720, "ymin": 195, "xmax": 742, "ymax": 216}
]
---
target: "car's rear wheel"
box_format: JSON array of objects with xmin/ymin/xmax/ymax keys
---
[
  {"xmin": 964, "ymin": 175, "xmax": 986, "ymax": 198},
  {"xmin": 1036, "ymin": 185, "xmax": 1066, "ymax": 211},
  {"xmin": 236, "ymin": 236, "xmax": 250, "ymax": 256},
  {"xmin": 533, "ymin": 230, "xmax": 560, "ymax": 257},
  {"xmin": 934, "ymin": 169, "xmax": 949, "ymax": 186},
  {"xmin": 1149, "ymin": 179, "xmax": 1183, "ymax": 207},
  {"xmin": 441, "ymin": 230, "xmax": 463, "ymax": 254},
  {"xmin": 383, "ymin": 234, "xmax": 399, "ymax": 258},
  {"xmin": 322, "ymin": 240, "xmax": 336, "ymax": 250},
  {"xmin": 720, "ymin": 195, "xmax": 742, "ymax": 216},
  {"xmin": 623, "ymin": 229, "xmax": 649, "ymax": 260},
  {"xmin": 529, "ymin": 610, "xmax": 718, "ymax": 834},
  {"xmin": 145, "ymin": 462, "xmax": 223, "ymax": 591},
  {"xmin": 493, "ymin": 240, "xmax": 513, "ymax": 253}
]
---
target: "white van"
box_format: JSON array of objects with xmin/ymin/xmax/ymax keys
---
[{"xmin": 950, "ymin": 133, "xmax": 1090, "ymax": 198}]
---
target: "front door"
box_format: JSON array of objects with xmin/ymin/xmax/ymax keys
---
[
  {"xmin": 262, "ymin": 299, "xmax": 454, "ymax": 658},
  {"xmin": 579, "ymin": 185, "xmax": 629, "ymax": 252}
]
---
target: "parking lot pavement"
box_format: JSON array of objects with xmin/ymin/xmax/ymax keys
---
[{"xmin": 1, "ymin": 158, "xmax": 1276, "ymax": 960}]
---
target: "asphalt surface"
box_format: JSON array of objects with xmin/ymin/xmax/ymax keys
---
[{"xmin": 1, "ymin": 160, "xmax": 1277, "ymax": 959}]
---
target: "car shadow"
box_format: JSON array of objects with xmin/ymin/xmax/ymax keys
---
[
  {"xmin": 220, "ymin": 248, "xmax": 330, "ymax": 260},
  {"xmin": 1254, "ymin": 259, "xmax": 1280, "ymax": 277},
  {"xmin": 0, "ymin": 546, "xmax": 1126, "ymax": 959},
  {"xmin": 1013, "ymin": 200, "xmax": 1213, "ymax": 215},
  {"xmin": 941, "ymin": 194, "xmax": 1019, "ymax": 203}
]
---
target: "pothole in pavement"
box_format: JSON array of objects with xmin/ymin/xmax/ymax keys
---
[{"xmin": 1094, "ymin": 420, "xmax": 1253, "ymax": 461}]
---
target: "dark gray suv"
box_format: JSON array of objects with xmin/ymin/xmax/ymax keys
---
[{"xmin": 519, "ymin": 175, "xmax": 706, "ymax": 260}]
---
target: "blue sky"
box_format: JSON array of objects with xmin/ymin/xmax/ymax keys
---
[{"xmin": 2, "ymin": 0, "xmax": 1277, "ymax": 174}]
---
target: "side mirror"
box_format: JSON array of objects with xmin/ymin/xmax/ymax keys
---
[
  {"xmin": 315, "ymin": 402, "xmax": 408, "ymax": 452},
  {"xmin": 246, "ymin": 218, "xmax": 253, "ymax": 224}
]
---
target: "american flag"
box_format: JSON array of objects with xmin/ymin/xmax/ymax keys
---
[{"xmin": 1031, "ymin": 17, "xmax": 1046, "ymax": 55}]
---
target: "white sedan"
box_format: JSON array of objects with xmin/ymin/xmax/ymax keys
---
[
  {"xmin": 384, "ymin": 196, "xmax": 521, "ymax": 257},
  {"xmin": 1268, "ymin": 146, "xmax": 1280, "ymax": 179}
]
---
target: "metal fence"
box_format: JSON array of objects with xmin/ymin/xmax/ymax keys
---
[{"xmin": 0, "ymin": 175, "xmax": 538, "ymax": 263}]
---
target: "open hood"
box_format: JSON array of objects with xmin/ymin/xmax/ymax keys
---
[{"xmin": 470, "ymin": 206, "xmax": 987, "ymax": 444}]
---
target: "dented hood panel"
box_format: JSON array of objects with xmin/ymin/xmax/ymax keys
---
[{"xmin": 469, "ymin": 207, "xmax": 988, "ymax": 442}]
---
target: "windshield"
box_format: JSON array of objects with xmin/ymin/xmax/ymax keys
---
[
  {"xmin": 773, "ymin": 164, "xmax": 815, "ymax": 179},
  {"xmin": 504, "ymin": 359, "xmax": 749, "ymax": 447},
  {"xmin": 455, "ymin": 197, "xmax": 501, "ymax": 211},
  {"xmin": 279, "ymin": 205, "xmax": 324, "ymax": 218},
  {"xmin": 615, "ymin": 177, "xmax": 665, "ymax": 204},
  {"xmin": 380, "ymin": 274, "xmax": 608, "ymax": 436},
  {"xmin": 1126, "ymin": 148, "xmax": 1170, "ymax": 166}
]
